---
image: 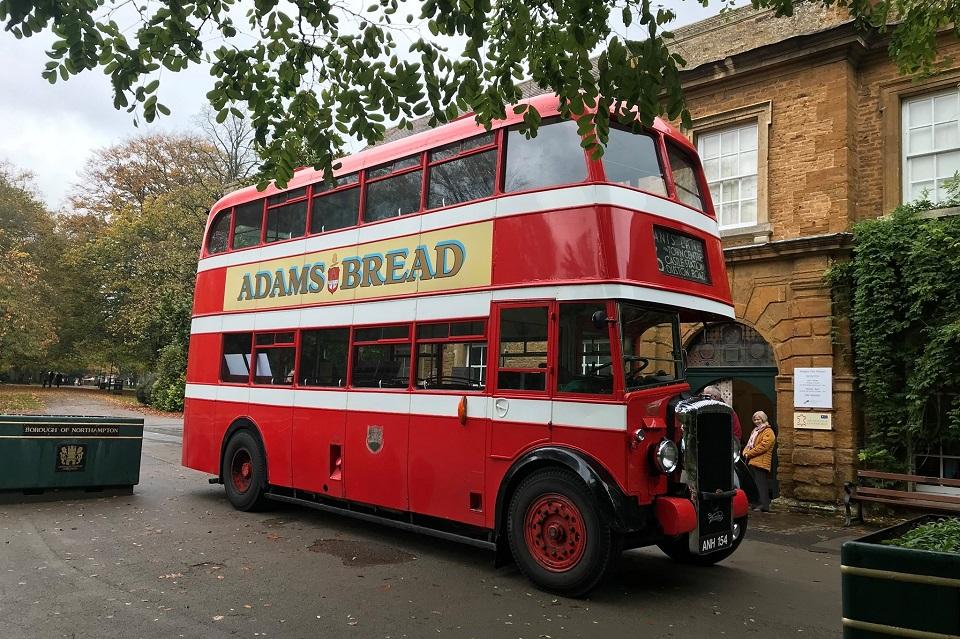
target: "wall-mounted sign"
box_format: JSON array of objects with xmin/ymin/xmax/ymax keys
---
[
  {"xmin": 653, "ymin": 226, "xmax": 710, "ymax": 285},
  {"xmin": 794, "ymin": 367, "xmax": 832, "ymax": 409},
  {"xmin": 793, "ymin": 412, "xmax": 833, "ymax": 431}
]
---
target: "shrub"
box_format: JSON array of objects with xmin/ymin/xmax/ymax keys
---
[{"xmin": 151, "ymin": 341, "xmax": 187, "ymax": 412}]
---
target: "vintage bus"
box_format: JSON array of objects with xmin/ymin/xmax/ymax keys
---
[{"xmin": 183, "ymin": 94, "xmax": 749, "ymax": 596}]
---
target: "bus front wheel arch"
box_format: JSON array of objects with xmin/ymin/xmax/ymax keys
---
[{"xmin": 221, "ymin": 428, "xmax": 269, "ymax": 512}]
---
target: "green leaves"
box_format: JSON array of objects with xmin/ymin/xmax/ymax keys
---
[
  {"xmin": 829, "ymin": 192, "xmax": 960, "ymax": 469},
  {"xmin": 2, "ymin": 0, "xmax": 956, "ymax": 190}
]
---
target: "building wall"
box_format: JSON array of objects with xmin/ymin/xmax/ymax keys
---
[{"xmin": 675, "ymin": 25, "xmax": 960, "ymax": 502}]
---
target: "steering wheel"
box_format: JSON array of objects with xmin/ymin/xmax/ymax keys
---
[
  {"xmin": 590, "ymin": 361, "xmax": 614, "ymax": 374},
  {"xmin": 624, "ymin": 356, "xmax": 650, "ymax": 384}
]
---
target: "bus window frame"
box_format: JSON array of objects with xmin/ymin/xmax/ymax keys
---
[
  {"xmin": 307, "ymin": 173, "xmax": 362, "ymax": 237},
  {"xmin": 348, "ymin": 323, "xmax": 414, "ymax": 391},
  {"xmin": 251, "ymin": 331, "xmax": 298, "ymax": 387},
  {"xmin": 412, "ymin": 318, "xmax": 488, "ymax": 393},
  {"xmin": 424, "ymin": 131, "xmax": 502, "ymax": 212},
  {"xmin": 361, "ymin": 154, "xmax": 427, "ymax": 225},
  {"xmin": 491, "ymin": 300, "xmax": 556, "ymax": 397},
  {"xmin": 596, "ymin": 124, "xmax": 670, "ymax": 202},
  {"xmin": 219, "ymin": 330, "xmax": 254, "ymax": 385},
  {"xmin": 553, "ymin": 299, "xmax": 625, "ymax": 400},
  {"xmin": 663, "ymin": 140, "xmax": 715, "ymax": 217},
  {"xmin": 264, "ymin": 186, "xmax": 310, "ymax": 245},
  {"xmin": 500, "ymin": 118, "xmax": 593, "ymax": 196}
]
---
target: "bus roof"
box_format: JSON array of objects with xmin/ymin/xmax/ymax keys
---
[{"xmin": 210, "ymin": 94, "xmax": 695, "ymax": 214}]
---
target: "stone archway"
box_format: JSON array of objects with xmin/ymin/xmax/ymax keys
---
[{"xmin": 685, "ymin": 322, "xmax": 779, "ymax": 440}]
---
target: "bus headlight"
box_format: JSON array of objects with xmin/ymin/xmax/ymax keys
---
[
  {"xmin": 733, "ymin": 437, "xmax": 742, "ymax": 463},
  {"xmin": 654, "ymin": 439, "xmax": 680, "ymax": 474}
]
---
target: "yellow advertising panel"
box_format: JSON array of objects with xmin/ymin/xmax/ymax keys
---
[{"xmin": 222, "ymin": 221, "xmax": 493, "ymax": 311}]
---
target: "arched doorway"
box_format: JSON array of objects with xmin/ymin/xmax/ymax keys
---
[{"xmin": 685, "ymin": 322, "xmax": 778, "ymax": 444}]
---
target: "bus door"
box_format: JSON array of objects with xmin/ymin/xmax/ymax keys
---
[
  {"xmin": 408, "ymin": 321, "xmax": 489, "ymax": 527},
  {"xmin": 292, "ymin": 328, "xmax": 349, "ymax": 498},
  {"xmin": 488, "ymin": 302, "xmax": 554, "ymax": 491},
  {"xmin": 343, "ymin": 325, "xmax": 412, "ymax": 511}
]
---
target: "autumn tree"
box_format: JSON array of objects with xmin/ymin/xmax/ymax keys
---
[
  {"xmin": 1, "ymin": 0, "xmax": 954, "ymax": 188},
  {"xmin": 0, "ymin": 163, "xmax": 59, "ymax": 377}
]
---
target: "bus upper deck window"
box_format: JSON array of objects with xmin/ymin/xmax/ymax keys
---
[
  {"xmin": 667, "ymin": 145, "xmax": 705, "ymax": 210},
  {"xmin": 364, "ymin": 157, "xmax": 423, "ymax": 223},
  {"xmin": 207, "ymin": 210, "xmax": 231, "ymax": 255},
  {"xmin": 503, "ymin": 120, "xmax": 587, "ymax": 193},
  {"xmin": 311, "ymin": 173, "xmax": 360, "ymax": 234},
  {"xmin": 601, "ymin": 128, "xmax": 667, "ymax": 196},
  {"xmin": 232, "ymin": 200, "xmax": 264, "ymax": 249},
  {"xmin": 265, "ymin": 187, "xmax": 307, "ymax": 243}
]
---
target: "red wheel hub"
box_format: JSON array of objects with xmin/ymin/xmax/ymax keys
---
[
  {"xmin": 524, "ymin": 493, "xmax": 587, "ymax": 572},
  {"xmin": 231, "ymin": 449, "xmax": 253, "ymax": 493}
]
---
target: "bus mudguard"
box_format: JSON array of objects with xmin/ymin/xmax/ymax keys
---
[
  {"xmin": 219, "ymin": 417, "xmax": 268, "ymax": 481},
  {"xmin": 494, "ymin": 446, "xmax": 645, "ymax": 540}
]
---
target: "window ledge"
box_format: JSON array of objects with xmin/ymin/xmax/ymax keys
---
[
  {"xmin": 719, "ymin": 222, "xmax": 772, "ymax": 244},
  {"xmin": 918, "ymin": 205, "xmax": 960, "ymax": 220}
]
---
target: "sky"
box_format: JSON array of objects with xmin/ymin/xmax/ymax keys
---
[{"xmin": 0, "ymin": 1, "xmax": 719, "ymax": 209}]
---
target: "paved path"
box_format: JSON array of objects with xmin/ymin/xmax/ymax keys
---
[{"xmin": 0, "ymin": 391, "xmax": 858, "ymax": 638}]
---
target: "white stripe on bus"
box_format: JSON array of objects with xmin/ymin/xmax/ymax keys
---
[
  {"xmin": 185, "ymin": 384, "xmax": 629, "ymax": 431},
  {"xmin": 190, "ymin": 283, "xmax": 734, "ymax": 335},
  {"xmin": 197, "ymin": 184, "xmax": 720, "ymax": 273}
]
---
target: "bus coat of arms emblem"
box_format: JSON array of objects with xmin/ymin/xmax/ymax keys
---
[
  {"xmin": 327, "ymin": 254, "xmax": 340, "ymax": 294},
  {"xmin": 366, "ymin": 425, "xmax": 384, "ymax": 454}
]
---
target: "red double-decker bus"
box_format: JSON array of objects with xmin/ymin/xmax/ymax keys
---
[{"xmin": 183, "ymin": 94, "xmax": 749, "ymax": 596}]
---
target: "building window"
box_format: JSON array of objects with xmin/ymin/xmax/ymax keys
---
[
  {"xmin": 699, "ymin": 122, "xmax": 758, "ymax": 229},
  {"xmin": 902, "ymin": 89, "xmax": 960, "ymax": 204}
]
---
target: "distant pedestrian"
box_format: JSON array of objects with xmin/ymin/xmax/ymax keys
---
[
  {"xmin": 45, "ymin": 371, "xmax": 54, "ymax": 388},
  {"xmin": 743, "ymin": 410, "xmax": 777, "ymax": 512},
  {"xmin": 55, "ymin": 372, "xmax": 63, "ymax": 388},
  {"xmin": 702, "ymin": 385, "xmax": 742, "ymax": 441}
]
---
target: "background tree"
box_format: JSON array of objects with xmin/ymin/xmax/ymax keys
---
[
  {"xmin": 0, "ymin": 0, "xmax": 954, "ymax": 188},
  {"xmin": 0, "ymin": 163, "xmax": 59, "ymax": 378}
]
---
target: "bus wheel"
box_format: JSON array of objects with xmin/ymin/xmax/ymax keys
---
[
  {"xmin": 657, "ymin": 516, "xmax": 748, "ymax": 566},
  {"xmin": 222, "ymin": 431, "xmax": 269, "ymax": 512},
  {"xmin": 507, "ymin": 469, "xmax": 617, "ymax": 597}
]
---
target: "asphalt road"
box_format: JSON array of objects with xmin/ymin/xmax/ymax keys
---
[{"xmin": 0, "ymin": 391, "xmax": 851, "ymax": 638}]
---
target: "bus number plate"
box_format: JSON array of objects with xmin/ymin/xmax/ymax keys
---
[{"xmin": 700, "ymin": 531, "xmax": 731, "ymax": 554}]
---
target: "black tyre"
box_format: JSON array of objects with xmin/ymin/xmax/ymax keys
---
[
  {"xmin": 657, "ymin": 516, "xmax": 747, "ymax": 565},
  {"xmin": 507, "ymin": 469, "xmax": 618, "ymax": 597},
  {"xmin": 222, "ymin": 430, "xmax": 269, "ymax": 512}
]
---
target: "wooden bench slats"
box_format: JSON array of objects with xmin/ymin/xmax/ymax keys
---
[
  {"xmin": 857, "ymin": 470, "xmax": 960, "ymax": 489},
  {"xmin": 856, "ymin": 486, "xmax": 960, "ymax": 505},
  {"xmin": 853, "ymin": 494, "xmax": 960, "ymax": 513}
]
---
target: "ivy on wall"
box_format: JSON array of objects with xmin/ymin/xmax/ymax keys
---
[{"xmin": 827, "ymin": 182, "xmax": 960, "ymax": 469}]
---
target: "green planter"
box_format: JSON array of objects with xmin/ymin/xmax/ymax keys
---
[
  {"xmin": 0, "ymin": 415, "xmax": 144, "ymax": 495},
  {"xmin": 842, "ymin": 515, "xmax": 960, "ymax": 638}
]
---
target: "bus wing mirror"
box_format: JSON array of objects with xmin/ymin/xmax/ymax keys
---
[{"xmin": 592, "ymin": 310, "xmax": 616, "ymax": 331}]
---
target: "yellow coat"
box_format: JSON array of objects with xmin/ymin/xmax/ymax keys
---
[{"xmin": 744, "ymin": 427, "xmax": 776, "ymax": 472}]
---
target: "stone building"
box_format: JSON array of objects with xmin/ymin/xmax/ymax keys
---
[{"xmin": 671, "ymin": 3, "xmax": 960, "ymax": 502}]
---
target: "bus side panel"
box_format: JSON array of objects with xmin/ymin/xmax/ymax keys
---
[
  {"xmin": 408, "ymin": 412, "xmax": 486, "ymax": 527},
  {"xmin": 193, "ymin": 269, "xmax": 227, "ymax": 315},
  {"xmin": 344, "ymin": 407, "xmax": 409, "ymax": 511},
  {"xmin": 605, "ymin": 207, "xmax": 732, "ymax": 304},
  {"xmin": 483, "ymin": 420, "xmax": 550, "ymax": 529},
  {"xmin": 245, "ymin": 400, "xmax": 294, "ymax": 488},
  {"xmin": 491, "ymin": 208, "xmax": 608, "ymax": 286},
  {"xmin": 549, "ymin": 426, "xmax": 628, "ymax": 494},
  {"xmin": 291, "ymin": 405, "xmax": 346, "ymax": 498},
  {"xmin": 182, "ymin": 397, "xmax": 237, "ymax": 475},
  {"xmin": 186, "ymin": 333, "xmax": 221, "ymax": 384}
]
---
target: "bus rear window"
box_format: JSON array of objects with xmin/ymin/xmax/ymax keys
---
[
  {"xmin": 207, "ymin": 211, "xmax": 231, "ymax": 255},
  {"xmin": 602, "ymin": 128, "xmax": 667, "ymax": 196},
  {"xmin": 503, "ymin": 120, "xmax": 587, "ymax": 193},
  {"xmin": 667, "ymin": 145, "xmax": 704, "ymax": 210}
]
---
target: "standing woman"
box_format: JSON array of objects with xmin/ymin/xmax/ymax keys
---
[{"xmin": 743, "ymin": 411, "xmax": 776, "ymax": 512}]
